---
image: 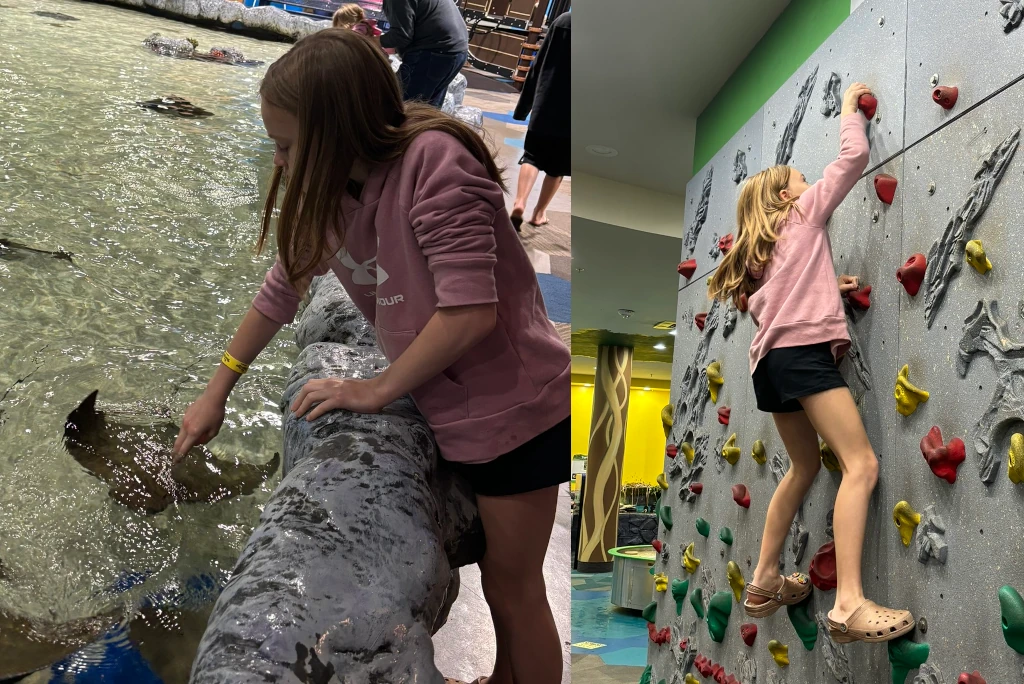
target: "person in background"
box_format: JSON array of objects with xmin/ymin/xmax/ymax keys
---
[
  {"xmin": 380, "ymin": 0, "xmax": 469, "ymax": 107},
  {"xmin": 511, "ymin": 11, "xmax": 570, "ymax": 232},
  {"xmin": 332, "ymin": 3, "xmax": 382, "ymax": 38}
]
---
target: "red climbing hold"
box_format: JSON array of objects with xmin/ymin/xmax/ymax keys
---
[
  {"xmin": 718, "ymin": 233, "xmax": 734, "ymax": 254},
  {"xmin": 897, "ymin": 253, "xmax": 927, "ymax": 296},
  {"xmin": 920, "ymin": 425, "xmax": 966, "ymax": 484},
  {"xmin": 710, "ymin": 664, "xmax": 723, "ymax": 682},
  {"xmin": 740, "ymin": 623, "xmax": 758, "ymax": 646},
  {"xmin": 874, "ymin": 173, "xmax": 898, "ymax": 205},
  {"xmin": 724, "ymin": 676, "xmax": 739, "ymax": 684},
  {"xmin": 846, "ymin": 284, "xmax": 872, "ymax": 310},
  {"xmin": 678, "ymin": 258, "xmax": 697, "ymax": 279},
  {"xmin": 932, "ymin": 86, "xmax": 959, "ymax": 110},
  {"xmin": 679, "ymin": 638, "xmax": 688, "ymax": 651},
  {"xmin": 696, "ymin": 655, "xmax": 713, "ymax": 677},
  {"xmin": 652, "ymin": 539, "xmax": 663, "ymax": 554},
  {"xmin": 666, "ymin": 444, "xmax": 678, "ymax": 459},
  {"xmin": 958, "ymin": 672, "xmax": 986, "ymax": 684},
  {"xmin": 690, "ymin": 483, "xmax": 704, "ymax": 495},
  {"xmin": 858, "ymin": 93, "xmax": 877, "ymax": 120},
  {"xmin": 695, "ymin": 313, "xmax": 707, "ymax": 331},
  {"xmin": 809, "ymin": 541, "xmax": 838, "ymax": 591},
  {"xmin": 738, "ymin": 293, "xmax": 749, "ymax": 313},
  {"xmin": 647, "ymin": 622, "xmax": 671, "ymax": 644},
  {"xmin": 731, "ymin": 484, "xmax": 750, "ymax": 508},
  {"xmin": 717, "ymin": 406, "xmax": 731, "ymax": 425}
]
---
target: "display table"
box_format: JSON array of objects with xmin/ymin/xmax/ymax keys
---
[{"xmin": 608, "ymin": 545, "xmax": 656, "ymax": 610}]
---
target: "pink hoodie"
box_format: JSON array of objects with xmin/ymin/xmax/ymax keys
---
[
  {"xmin": 253, "ymin": 130, "xmax": 570, "ymax": 464},
  {"xmin": 747, "ymin": 114, "xmax": 870, "ymax": 374}
]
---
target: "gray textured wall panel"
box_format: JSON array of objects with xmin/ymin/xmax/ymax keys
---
[{"xmin": 905, "ymin": 0, "xmax": 1024, "ymax": 146}]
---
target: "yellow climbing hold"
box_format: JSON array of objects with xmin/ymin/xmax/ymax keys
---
[
  {"xmin": 894, "ymin": 364, "xmax": 930, "ymax": 416},
  {"xmin": 1009, "ymin": 433, "xmax": 1024, "ymax": 484},
  {"xmin": 726, "ymin": 561, "xmax": 746, "ymax": 602},
  {"xmin": 660, "ymin": 404, "xmax": 674, "ymax": 439},
  {"xmin": 684, "ymin": 675, "xmax": 699, "ymax": 684},
  {"xmin": 707, "ymin": 361, "xmax": 724, "ymax": 404},
  {"xmin": 681, "ymin": 442, "xmax": 695, "ymax": 465},
  {"xmin": 768, "ymin": 639, "xmax": 790, "ymax": 667},
  {"xmin": 965, "ymin": 239, "xmax": 993, "ymax": 274},
  {"xmin": 722, "ymin": 433, "xmax": 741, "ymax": 465},
  {"xmin": 751, "ymin": 439, "xmax": 767, "ymax": 465},
  {"xmin": 893, "ymin": 501, "xmax": 922, "ymax": 546},
  {"xmin": 656, "ymin": 473, "xmax": 669, "ymax": 490},
  {"xmin": 683, "ymin": 542, "xmax": 701, "ymax": 574},
  {"xmin": 820, "ymin": 441, "xmax": 840, "ymax": 472},
  {"xmin": 654, "ymin": 572, "xmax": 668, "ymax": 592}
]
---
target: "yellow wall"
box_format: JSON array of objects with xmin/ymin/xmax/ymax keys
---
[{"xmin": 571, "ymin": 383, "xmax": 670, "ymax": 487}]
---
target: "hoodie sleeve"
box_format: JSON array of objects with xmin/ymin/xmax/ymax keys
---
[
  {"xmin": 796, "ymin": 114, "xmax": 870, "ymax": 226},
  {"xmin": 380, "ymin": 0, "xmax": 416, "ymax": 51},
  {"xmin": 404, "ymin": 132, "xmax": 502, "ymax": 308},
  {"xmin": 252, "ymin": 256, "xmax": 329, "ymax": 325}
]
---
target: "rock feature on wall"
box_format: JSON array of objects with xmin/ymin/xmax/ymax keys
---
[
  {"xmin": 775, "ymin": 66, "xmax": 819, "ymax": 165},
  {"xmin": 815, "ymin": 611, "xmax": 854, "ymax": 683},
  {"xmin": 999, "ymin": 0, "xmax": 1024, "ymax": 32},
  {"xmin": 684, "ymin": 168, "xmax": 714, "ymax": 255},
  {"xmin": 923, "ymin": 126, "xmax": 1020, "ymax": 327},
  {"xmin": 670, "ymin": 435, "xmax": 707, "ymax": 503},
  {"xmin": 915, "ymin": 505, "xmax": 948, "ymax": 565},
  {"xmin": 733, "ymin": 150, "xmax": 748, "ymax": 183},
  {"xmin": 821, "ymin": 71, "xmax": 842, "ymax": 117},
  {"xmin": 913, "ymin": 662, "xmax": 943, "ymax": 684},
  {"xmin": 672, "ymin": 300, "xmax": 722, "ymax": 442},
  {"xmin": 96, "ymin": 0, "xmax": 330, "ymax": 40}
]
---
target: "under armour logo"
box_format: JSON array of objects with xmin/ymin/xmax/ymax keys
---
[{"xmin": 336, "ymin": 247, "xmax": 389, "ymax": 286}]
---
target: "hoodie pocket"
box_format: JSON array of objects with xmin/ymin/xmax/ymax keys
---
[{"xmin": 375, "ymin": 324, "xmax": 469, "ymax": 425}]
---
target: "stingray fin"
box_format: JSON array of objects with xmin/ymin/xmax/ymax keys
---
[{"xmin": 65, "ymin": 390, "xmax": 102, "ymax": 439}]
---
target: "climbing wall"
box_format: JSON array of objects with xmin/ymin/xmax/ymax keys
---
[{"xmin": 650, "ymin": 2, "xmax": 1024, "ymax": 683}]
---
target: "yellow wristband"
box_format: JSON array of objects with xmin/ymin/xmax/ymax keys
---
[{"xmin": 221, "ymin": 351, "xmax": 250, "ymax": 375}]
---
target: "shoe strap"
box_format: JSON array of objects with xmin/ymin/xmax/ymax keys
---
[{"xmin": 745, "ymin": 576, "xmax": 784, "ymax": 600}]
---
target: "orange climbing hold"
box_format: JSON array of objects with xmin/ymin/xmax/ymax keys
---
[
  {"xmin": 874, "ymin": 174, "xmax": 898, "ymax": 205},
  {"xmin": 897, "ymin": 253, "xmax": 927, "ymax": 296},
  {"xmin": 809, "ymin": 541, "xmax": 837, "ymax": 591},
  {"xmin": 846, "ymin": 284, "xmax": 872, "ymax": 310},
  {"xmin": 920, "ymin": 425, "xmax": 966, "ymax": 484},
  {"xmin": 678, "ymin": 258, "xmax": 697, "ymax": 279},
  {"xmin": 858, "ymin": 93, "xmax": 877, "ymax": 119},
  {"xmin": 718, "ymin": 406, "xmax": 731, "ymax": 425},
  {"xmin": 695, "ymin": 313, "xmax": 707, "ymax": 332},
  {"xmin": 732, "ymin": 483, "xmax": 750, "ymax": 508},
  {"xmin": 932, "ymin": 86, "xmax": 958, "ymax": 110},
  {"xmin": 958, "ymin": 672, "xmax": 985, "ymax": 684}
]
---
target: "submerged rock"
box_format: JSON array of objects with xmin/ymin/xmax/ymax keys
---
[
  {"xmin": 137, "ymin": 96, "xmax": 213, "ymax": 118},
  {"xmin": 32, "ymin": 10, "xmax": 78, "ymax": 20}
]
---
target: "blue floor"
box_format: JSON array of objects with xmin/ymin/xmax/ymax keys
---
[
  {"xmin": 570, "ymin": 571, "xmax": 648, "ymax": 667},
  {"xmin": 537, "ymin": 273, "xmax": 570, "ymax": 324}
]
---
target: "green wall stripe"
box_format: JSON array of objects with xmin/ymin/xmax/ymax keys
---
[{"xmin": 693, "ymin": 0, "xmax": 850, "ymax": 174}]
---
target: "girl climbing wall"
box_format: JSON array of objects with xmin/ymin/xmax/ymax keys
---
[{"xmin": 708, "ymin": 82, "xmax": 916, "ymax": 645}]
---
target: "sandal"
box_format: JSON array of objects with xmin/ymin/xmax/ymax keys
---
[
  {"xmin": 742, "ymin": 572, "xmax": 813, "ymax": 618},
  {"xmin": 826, "ymin": 599, "xmax": 915, "ymax": 643},
  {"xmin": 510, "ymin": 214, "xmax": 524, "ymax": 233}
]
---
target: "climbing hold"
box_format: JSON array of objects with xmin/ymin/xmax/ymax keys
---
[
  {"xmin": 888, "ymin": 636, "xmax": 930, "ymax": 684},
  {"xmin": 690, "ymin": 482, "xmax": 704, "ymax": 495},
  {"xmin": 932, "ymin": 85, "xmax": 958, "ymax": 110},
  {"xmin": 767, "ymin": 640, "xmax": 790, "ymax": 667},
  {"xmin": 809, "ymin": 541, "xmax": 838, "ymax": 591},
  {"xmin": 916, "ymin": 506, "xmax": 948, "ymax": 566},
  {"xmin": 707, "ymin": 361, "xmax": 724, "ymax": 403},
  {"xmin": 707, "ymin": 591, "xmax": 733, "ymax": 642},
  {"xmin": 719, "ymin": 527, "xmax": 734, "ymax": 545},
  {"xmin": 694, "ymin": 654, "xmax": 712, "ymax": 677},
  {"xmin": 738, "ymin": 292, "xmax": 749, "ymax": 312},
  {"xmin": 999, "ymin": 585, "xmax": 1024, "ymax": 653},
  {"xmin": 820, "ymin": 441, "xmax": 841, "ymax": 472},
  {"xmin": 684, "ymin": 675, "xmax": 700, "ymax": 684},
  {"xmin": 965, "ymin": 239, "xmax": 993, "ymax": 275},
  {"xmin": 897, "ymin": 253, "xmax": 927, "ymax": 296},
  {"xmin": 858, "ymin": 93, "xmax": 877, "ymax": 120},
  {"xmin": 710, "ymin": 663, "xmax": 724, "ymax": 681},
  {"xmin": 691, "ymin": 587, "xmax": 705, "ymax": 618},
  {"xmin": 660, "ymin": 503, "xmax": 673, "ymax": 530},
  {"xmin": 639, "ymin": 664, "xmax": 652, "ymax": 684},
  {"xmin": 875, "ymin": 174, "xmax": 898, "ymax": 205},
  {"xmin": 654, "ymin": 573, "xmax": 668, "ymax": 592},
  {"xmin": 847, "ymin": 284, "xmax": 872, "ymax": 310},
  {"xmin": 683, "ymin": 542, "xmax": 701, "ymax": 574},
  {"xmin": 642, "ymin": 600, "xmax": 658, "ymax": 623},
  {"xmin": 695, "ymin": 313, "xmax": 707, "ymax": 331},
  {"xmin": 957, "ymin": 672, "xmax": 985, "ymax": 684},
  {"xmin": 666, "ymin": 443, "xmax": 678, "ymax": 459},
  {"xmin": 678, "ymin": 259, "xmax": 697, "ymax": 279},
  {"xmin": 918, "ymin": 617, "xmax": 928, "ymax": 634},
  {"xmin": 671, "ymin": 578, "xmax": 689, "ymax": 615},
  {"xmin": 732, "ymin": 484, "xmax": 751, "ymax": 508},
  {"xmin": 718, "ymin": 406, "xmax": 731, "ymax": 425},
  {"xmin": 895, "ymin": 364, "xmax": 930, "ymax": 416},
  {"xmin": 696, "ymin": 518, "xmax": 711, "ymax": 538},
  {"xmin": 681, "ymin": 442, "xmax": 695, "ymax": 464},
  {"xmin": 751, "ymin": 439, "xmax": 767, "ymax": 464},
  {"xmin": 656, "ymin": 473, "xmax": 669, "ymax": 490},
  {"xmin": 727, "ymin": 561, "xmax": 746, "ymax": 602},
  {"xmin": 893, "ymin": 501, "xmax": 922, "ymax": 547},
  {"xmin": 722, "ymin": 434, "xmax": 741, "ymax": 465},
  {"xmin": 920, "ymin": 425, "xmax": 966, "ymax": 483},
  {"xmin": 786, "ymin": 596, "xmax": 818, "ymax": 651},
  {"xmin": 651, "ymin": 539, "xmax": 663, "ymax": 554},
  {"xmin": 1010, "ymin": 433, "xmax": 1024, "ymax": 484},
  {"xmin": 741, "ymin": 623, "xmax": 758, "ymax": 647},
  {"xmin": 718, "ymin": 233, "xmax": 734, "ymax": 254},
  {"xmin": 648, "ymin": 622, "xmax": 671, "ymax": 644}
]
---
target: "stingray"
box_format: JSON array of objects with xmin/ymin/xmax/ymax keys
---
[
  {"xmin": 64, "ymin": 390, "xmax": 280, "ymax": 514},
  {"xmin": 0, "ymin": 238, "xmax": 73, "ymax": 263},
  {"xmin": 32, "ymin": 10, "xmax": 78, "ymax": 20},
  {"xmin": 137, "ymin": 96, "xmax": 213, "ymax": 118}
]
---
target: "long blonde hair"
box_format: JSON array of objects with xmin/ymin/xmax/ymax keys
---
[
  {"xmin": 332, "ymin": 3, "xmax": 365, "ymax": 28},
  {"xmin": 707, "ymin": 165, "xmax": 799, "ymax": 307}
]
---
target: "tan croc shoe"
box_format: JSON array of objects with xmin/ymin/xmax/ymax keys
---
[
  {"xmin": 742, "ymin": 572, "xmax": 813, "ymax": 618},
  {"xmin": 826, "ymin": 599, "xmax": 915, "ymax": 643}
]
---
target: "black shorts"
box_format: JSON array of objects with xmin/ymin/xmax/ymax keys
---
[
  {"xmin": 449, "ymin": 416, "xmax": 569, "ymax": 496},
  {"xmin": 751, "ymin": 342, "xmax": 848, "ymax": 413},
  {"xmin": 519, "ymin": 130, "xmax": 571, "ymax": 178}
]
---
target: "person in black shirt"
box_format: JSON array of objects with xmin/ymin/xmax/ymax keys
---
[{"xmin": 381, "ymin": 0, "xmax": 469, "ymax": 107}]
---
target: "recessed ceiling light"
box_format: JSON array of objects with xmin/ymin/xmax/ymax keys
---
[
  {"xmin": 586, "ymin": 145, "xmax": 618, "ymax": 158},
  {"xmin": 654, "ymin": 343, "xmax": 667, "ymax": 350},
  {"xmin": 583, "ymin": 383, "xmax": 592, "ymax": 388},
  {"xmin": 669, "ymin": 330, "xmax": 677, "ymax": 336},
  {"xmin": 618, "ymin": 309, "xmax": 634, "ymax": 318}
]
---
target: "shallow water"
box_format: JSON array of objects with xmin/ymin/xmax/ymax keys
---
[{"xmin": 0, "ymin": 0, "xmax": 294, "ymax": 678}]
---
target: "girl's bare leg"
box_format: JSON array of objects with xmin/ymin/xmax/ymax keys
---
[{"xmin": 511, "ymin": 163, "xmax": 540, "ymax": 221}]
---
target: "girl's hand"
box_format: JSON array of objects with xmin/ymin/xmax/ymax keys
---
[
  {"xmin": 173, "ymin": 392, "xmax": 227, "ymax": 462},
  {"xmin": 838, "ymin": 274, "xmax": 860, "ymax": 294},
  {"xmin": 841, "ymin": 82, "xmax": 872, "ymax": 117},
  {"xmin": 290, "ymin": 377, "xmax": 387, "ymax": 421}
]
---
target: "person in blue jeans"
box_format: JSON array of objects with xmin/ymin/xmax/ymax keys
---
[{"xmin": 381, "ymin": 0, "xmax": 469, "ymax": 107}]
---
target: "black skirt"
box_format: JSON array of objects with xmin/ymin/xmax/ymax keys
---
[
  {"xmin": 751, "ymin": 342, "xmax": 848, "ymax": 413},
  {"xmin": 519, "ymin": 130, "xmax": 571, "ymax": 178}
]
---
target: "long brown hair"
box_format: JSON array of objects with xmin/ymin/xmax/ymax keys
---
[
  {"xmin": 707, "ymin": 165, "xmax": 799, "ymax": 307},
  {"xmin": 257, "ymin": 29, "xmax": 505, "ymax": 288}
]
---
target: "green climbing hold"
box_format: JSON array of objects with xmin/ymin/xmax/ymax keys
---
[
  {"xmin": 642, "ymin": 600, "xmax": 658, "ymax": 624},
  {"xmin": 887, "ymin": 636, "xmax": 929, "ymax": 684},
  {"xmin": 671, "ymin": 578, "xmax": 690, "ymax": 615},
  {"xmin": 691, "ymin": 587, "xmax": 705, "ymax": 619},
  {"xmin": 696, "ymin": 517, "xmax": 710, "ymax": 537},
  {"xmin": 638, "ymin": 664, "xmax": 652, "ymax": 684},
  {"xmin": 999, "ymin": 585, "xmax": 1024, "ymax": 654},
  {"xmin": 659, "ymin": 503, "xmax": 673, "ymax": 530},
  {"xmin": 719, "ymin": 527, "xmax": 734, "ymax": 545},
  {"xmin": 707, "ymin": 590, "xmax": 732, "ymax": 642},
  {"xmin": 786, "ymin": 595, "xmax": 818, "ymax": 651}
]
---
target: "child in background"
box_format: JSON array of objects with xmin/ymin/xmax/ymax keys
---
[
  {"xmin": 332, "ymin": 3, "xmax": 381, "ymax": 37},
  {"xmin": 708, "ymin": 82, "xmax": 916, "ymax": 646}
]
